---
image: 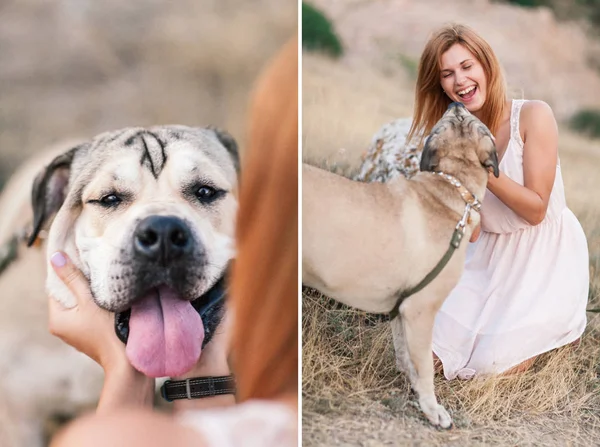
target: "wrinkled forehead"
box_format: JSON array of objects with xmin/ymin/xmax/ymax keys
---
[
  {"xmin": 69, "ymin": 127, "xmax": 238, "ymax": 200},
  {"xmin": 433, "ymin": 112, "xmax": 488, "ymax": 140}
]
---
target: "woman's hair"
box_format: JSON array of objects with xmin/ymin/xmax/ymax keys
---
[
  {"xmin": 408, "ymin": 23, "xmax": 507, "ymax": 145},
  {"xmin": 230, "ymin": 36, "xmax": 298, "ymax": 403}
]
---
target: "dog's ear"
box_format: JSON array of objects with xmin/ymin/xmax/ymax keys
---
[
  {"xmin": 476, "ymin": 127, "xmax": 499, "ymax": 178},
  {"xmin": 419, "ymin": 135, "xmax": 439, "ymax": 172},
  {"xmin": 483, "ymin": 149, "xmax": 500, "ymax": 178},
  {"xmin": 28, "ymin": 145, "xmax": 81, "ymax": 247},
  {"xmin": 477, "ymin": 133, "xmax": 499, "ymax": 178},
  {"xmin": 209, "ymin": 127, "xmax": 240, "ymax": 174}
]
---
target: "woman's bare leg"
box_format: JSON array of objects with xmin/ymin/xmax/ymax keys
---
[
  {"xmin": 432, "ymin": 352, "xmax": 444, "ymax": 375},
  {"xmin": 503, "ymin": 337, "xmax": 581, "ymax": 376}
]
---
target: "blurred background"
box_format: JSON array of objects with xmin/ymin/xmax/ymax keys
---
[
  {"xmin": 0, "ymin": 1, "xmax": 296, "ymax": 446},
  {"xmin": 303, "ymin": 0, "xmax": 600, "ymax": 167},
  {"xmin": 302, "ymin": 1, "xmax": 600, "ymax": 446},
  {"xmin": 0, "ymin": 0, "xmax": 296, "ymax": 189}
]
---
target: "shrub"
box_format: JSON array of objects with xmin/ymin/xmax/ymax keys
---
[
  {"xmin": 503, "ymin": 0, "xmax": 549, "ymax": 6},
  {"xmin": 302, "ymin": 2, "xmax": 343, "ymax": 58},
  {"xmin": 569, "ymin": 108, "xmax": 600, "ymax": 138}
]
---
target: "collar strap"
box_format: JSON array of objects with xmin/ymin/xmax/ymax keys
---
[
  {"xmin": 389, "ymin": 173, "xmax": 482, "ymax": 320},
  {"xmin": 431, "ymin": 171, "xmax": 482, "ymax": 212},
  {"xmin": 161, "ymin": 375, "xmax": 236, "ymax": 402},
  {"xmin": 389, "ymin": 222, "xmax": 465, "ymax": 321}
]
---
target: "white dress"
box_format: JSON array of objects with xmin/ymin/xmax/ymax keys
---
[
  {"xmin": 178, "ymin": 400, "xmax": 297, "ymax": 446},
  {"xmin": 432, "ymin": 99, "xmax": 589, "ymax": 379}
]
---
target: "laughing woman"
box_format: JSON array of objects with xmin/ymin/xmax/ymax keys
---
[{"xmin": 361, "ymin": 24, "xmax": 589, "ymax": 379}]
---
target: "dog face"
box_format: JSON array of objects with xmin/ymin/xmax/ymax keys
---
[
  {"xmin": 30, "ymin": 126, "xmax": 239, "ymax": 377},
  {"xmin": 420, "ymin": 102, "xmax": 499, "ymax": 178}
]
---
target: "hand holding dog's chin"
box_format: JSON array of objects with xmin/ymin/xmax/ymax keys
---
[
  {"xmin": 486, "ymin": 169, "xmax": 500, "ymax": 191},
  {"xmin": 49, "ymin": 252, "xmax": 155, "ymax": 411},
  {"xmin": 49, "ymin": 252, "xmax": 125, "ymax": 370}
]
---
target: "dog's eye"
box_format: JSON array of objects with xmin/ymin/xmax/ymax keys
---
[
  {"xmin": 86, "ymin": 191, "xmax": 131, "ymax": 208},
  {"xmin": 195, "ymin": 186, "xmax": 217, "ymax": 202},
  {"xmin": 99, "ymin": 194, "xmax": 122, "ymax": 207}
]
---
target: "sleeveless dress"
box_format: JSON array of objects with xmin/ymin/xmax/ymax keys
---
[
  {"xmin": 178, "ymin": 400, "xmax": 297, "ymax": 446},
  {"xmin": 431, "ymin": 99, "xmax": 589, "ymax": 379}
]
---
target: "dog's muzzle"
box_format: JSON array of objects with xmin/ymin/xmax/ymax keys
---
[
  {"xmin": 114, "ymin": 271, "xmax": 228, "ymax": 345},
  {"xmin": 114, "ymin": 215, "xmax": 229, "ymax": 348}
]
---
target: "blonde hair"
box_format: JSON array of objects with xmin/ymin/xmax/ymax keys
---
[
  {"xmin": 230, "ymin": 36, "xmax": 298, "ymax": 402},
  {"xmin": 408, "ymin": 23, "xmax": 507, "ymax": 145}
]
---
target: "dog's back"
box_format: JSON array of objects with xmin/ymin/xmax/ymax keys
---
[{"xmin": 302, "ymin": 163, "xmax": 437, "ymax": 313}]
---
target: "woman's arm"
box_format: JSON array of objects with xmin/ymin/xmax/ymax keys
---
[
  {"xmin": 97, "ymin": 363, "xmax": 155, "ymax": 413},
  {"xmin": 486, "ymin": 100, "xmax": 558, "ymax": 226}
]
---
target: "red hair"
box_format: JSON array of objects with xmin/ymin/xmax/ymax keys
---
[
  {"xmin": 408, "ymin": 23, "xmax": 507, "ymax": 144},
  {"xmin": 230, "ymin": 37, "xmax": 298, "ymax": 402}
]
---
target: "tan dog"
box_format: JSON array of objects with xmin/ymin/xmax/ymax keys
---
[
  {"xmin": 0, "ymin": 126, "xmax": 239, "ymax": 445},
  {"xmin": 302, "ymin": 103, "xmax": 499, "ymax": 428}
]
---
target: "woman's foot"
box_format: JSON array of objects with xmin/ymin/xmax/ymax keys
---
[
  {"xmin": 502, "ymin": 356, "xmax": 537, "ymax": 375},
  {"xmin": 432, "ymin": 352, "xmax": 444, "ymax": 375},
  {"xmin": 502, "ymin": 337, "xmax": 581, "ymax": 376}
]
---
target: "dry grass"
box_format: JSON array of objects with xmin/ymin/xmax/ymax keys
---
[
  {"xmin": 302, "ymin": 52, "xmax": 414, "ymax": 176},
  {"xmin": 302, "ymin": 53, "xmax": 600, "ymax": 446}
]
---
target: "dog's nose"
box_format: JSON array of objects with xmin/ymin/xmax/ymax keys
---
[
  {"xmin": 448, "ymin": 102, "xmax": 466, "ymax": 110},
  {"xmin": 447, "ymin": 102, "xmax": 468, "ymax": 121},
  {"xmin": 134, "ymin": 216, "xmax": 192, "ymax": 263}
]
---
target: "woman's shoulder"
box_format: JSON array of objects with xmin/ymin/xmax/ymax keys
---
[
  {"xmin": 520, "ymin": 99, "xmax": 554, "ymax": 116},
  {"xmin": 518, "ymin": 100, "xmax": 558, "ymax": 143},
  {"xmin": 519, "ymin": 100, "xmax": 556, "ymax": 125}
]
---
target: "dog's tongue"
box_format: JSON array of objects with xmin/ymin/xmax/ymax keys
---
[{"xmin": 126, "ymin": 286, "xmax": 204, "ymax": 378}]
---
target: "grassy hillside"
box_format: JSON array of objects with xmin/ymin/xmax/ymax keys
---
[{"xmin": 302, "ymin": 1, "xmax": 600, "ymax": 444}]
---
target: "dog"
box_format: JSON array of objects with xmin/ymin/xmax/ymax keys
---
[
  {"xmin": 0, "ymin": 125, "xmax": 239, "ymax": 444},
  {"xmin": 302, "ymin": 102, "xmax": 499, "ymax": 428}
]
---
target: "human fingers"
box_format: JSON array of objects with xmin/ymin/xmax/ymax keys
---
[
  {"xmin": 50, "ymin": 251, "xmax": 94, "ymax": 307},
  {"xmin": 48, "ymin": 294, "xmax": 77, "ymax": 339}
]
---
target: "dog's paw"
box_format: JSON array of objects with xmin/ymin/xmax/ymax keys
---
[{"xmin": 419, "ymin": 399, "xmax": 453, "ymax": 429}]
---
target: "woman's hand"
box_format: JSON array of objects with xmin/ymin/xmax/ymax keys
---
[
  {"xmin": 469, "ymin": 224, "xmax": 481, "ymax": 243},
  {"xmin": 48, "ymin": 252, "xmax": 154, "ymax": 412},
  {"xmin": 48, "ymin": 252, "xmax": 127, "ymax": 372}
]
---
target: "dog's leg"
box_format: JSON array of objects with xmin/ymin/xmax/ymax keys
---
[
  {"xmin": 397, "ymin": 294, "xmax": 452, "ymax": 429},
  {"xmin": 390, "ymin": 315, "xmax": 414, "ymax": 377}
]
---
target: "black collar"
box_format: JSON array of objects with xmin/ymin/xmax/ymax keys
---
[{"xmin": 161, "ymin": 375, "xmax": 236, "ymax": 401}]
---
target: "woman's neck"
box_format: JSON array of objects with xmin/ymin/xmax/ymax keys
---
[{"xmin": 473, "ymin": 99, "xmax": 512, "ymax": 130}]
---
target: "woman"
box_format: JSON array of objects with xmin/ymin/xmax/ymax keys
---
[
  {"xmin": 48, "ymin": 36, "xmax": 298, "ymax": 445},
  {"xmin": 362, "ymin": 24, "xmax": 589, "ymax": 379}
]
